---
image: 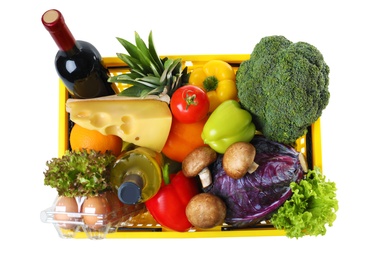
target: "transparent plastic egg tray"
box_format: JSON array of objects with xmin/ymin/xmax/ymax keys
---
[{"xmin": 40, "ymin": 196, "xmax": 146, "ymax": 239}]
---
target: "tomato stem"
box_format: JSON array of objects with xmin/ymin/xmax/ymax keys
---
[{"xmin": 185, "ymin": 93, "xmax": 198, "ymax": 110}]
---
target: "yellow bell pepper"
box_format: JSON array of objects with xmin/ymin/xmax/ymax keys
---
[{"xmin": 188, "ymin": 60, "xmax": 237, "ymax": 112}]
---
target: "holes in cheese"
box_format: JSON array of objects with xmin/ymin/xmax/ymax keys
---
[
  {"xmin": 90, "ymin": 113, "xmax": 111, "ymax": 128},
  {"xmin": 66, "ymin": 96, "xmax": 172, "ymax": 152}
]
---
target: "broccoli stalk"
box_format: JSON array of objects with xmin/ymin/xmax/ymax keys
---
[{"xmin": 236, "ymin": 35, "xmax": 330, "ymax": 145}]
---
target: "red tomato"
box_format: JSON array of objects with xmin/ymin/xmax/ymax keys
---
[{"xmin": 170, "ymin": 85, "xmax": 210, "ymax": 123}]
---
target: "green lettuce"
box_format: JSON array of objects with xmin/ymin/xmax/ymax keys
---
[
  {"xmin": 271, "ymin": 166, "xmax": 338, "ymax": 238},
  {"xmin": 43, "ymin": 149, "xmax": 116, "ymax": 197}
]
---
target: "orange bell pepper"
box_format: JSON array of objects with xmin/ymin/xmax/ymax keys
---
[{"xmin": 162, "ymin": 116, "xmax": 208, "ymax": 162}]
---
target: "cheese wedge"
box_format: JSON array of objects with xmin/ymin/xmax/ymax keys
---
[{"xmin": 66, "ymin": 95, "xmax": 172, "ymax": 152}]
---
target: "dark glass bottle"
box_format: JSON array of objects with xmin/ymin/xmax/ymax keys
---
[{"xmin": 41, "ymin": 9, "xmax": 115, "ymax": 98}]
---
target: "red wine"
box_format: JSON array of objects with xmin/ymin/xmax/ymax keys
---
[{"xmin": 41, "ymin": 9, "xmax": 115, "ymax": 98}]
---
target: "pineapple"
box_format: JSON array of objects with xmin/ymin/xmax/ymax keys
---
[{"xmin": 108, "ymin": 31, "xmax": 189, "ymax": 100}]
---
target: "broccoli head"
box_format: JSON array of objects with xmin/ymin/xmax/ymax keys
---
[{"xmin": 236, "ymin": 35, "xmax": 330, "ymax": 144}]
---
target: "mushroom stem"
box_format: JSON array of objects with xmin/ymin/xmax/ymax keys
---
[
  {"xmin": 247, "ymin": 162, "xmax": 259, "ymax": 174},
  {"xmin": 298, "ymin": 153, "xmax": 308, "ymax": 173},
  {"xmin": 182, "ymin": 146, "xmax": 217, "ymax": 188},
  {"xmin": 198, "ymin": 167, "xmax": 212, "ymax": 188}
]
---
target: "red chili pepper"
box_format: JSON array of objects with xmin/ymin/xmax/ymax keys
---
[{"xmin": 145, "ymin": 166, "xmax": 200, "ymax": 232}]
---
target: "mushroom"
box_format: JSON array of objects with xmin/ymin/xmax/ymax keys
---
[
  {"xmin": 298, "ymin": 152, "xmax": 308, "ymax": 173},
  {"xmin": 185, "ymin": 193, "xmax": 226, "ymax": 229},
  {"xmin": 222, "ymin": 142, "xmax": 259, "ymax": 179},
  {"xmin": 182, "ymin": 146, "xmax": 217, "ymax": 188}
]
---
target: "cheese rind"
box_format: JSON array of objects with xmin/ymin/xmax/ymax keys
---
[{"xmin": 66, "ymin": 97, "xmax": 172, "ymax": 152}]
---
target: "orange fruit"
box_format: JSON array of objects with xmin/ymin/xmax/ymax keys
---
[{"xmin": 70, "ymin": 124, "xmax": 123, "ymax": 157}]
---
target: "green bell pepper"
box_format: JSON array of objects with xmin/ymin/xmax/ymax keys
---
[{"xmin": 201, "ymin": 100, "xmax": 256, "ymax": 154}]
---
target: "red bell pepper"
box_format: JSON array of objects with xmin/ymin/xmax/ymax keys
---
[{"xmin": 145, "ymin": 166, "xmax": 200, "ymax": 232}]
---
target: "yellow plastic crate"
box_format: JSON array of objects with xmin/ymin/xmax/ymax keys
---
[{"xmin": 56, "ymin": 54, "xmax": 322, "ymax": 239}]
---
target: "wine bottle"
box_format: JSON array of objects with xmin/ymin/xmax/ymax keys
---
[
  {"xmin": 41, "ymin": 9, "xmax": 115, "ymax": 98},
  {"xmin": 110, "ymin": 147, "xmax": 163, "ymax": 205}
]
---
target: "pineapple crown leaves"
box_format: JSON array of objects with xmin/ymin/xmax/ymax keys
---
[
  {"xmin": 43, "ymin": 149, "xmax": 116, "ymax": 198},
  {"xmin": 108, "ymin": 31, "xmax": 190, "ymax": 98}
]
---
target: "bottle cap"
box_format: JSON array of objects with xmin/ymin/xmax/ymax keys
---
[
  {"xmin": 41, "ymin": 9, "xmax": 64, "ymax": 33},
  {"xmin": 118, "ymin": 174, "xmax": 143, "ymax": 204},
  {"xmin": 41, "ymin": 9, "xmax": 76, "ymax": 51}
]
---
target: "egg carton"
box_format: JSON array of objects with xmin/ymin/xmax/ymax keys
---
[{"xmin": 40, "ymin": 196, "xmax": 145, "ymax": 240}]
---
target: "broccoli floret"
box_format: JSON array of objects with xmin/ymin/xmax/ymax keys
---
[{"xmin": 236, "ymin": 35, "xmax": 330, "ymax": 144}]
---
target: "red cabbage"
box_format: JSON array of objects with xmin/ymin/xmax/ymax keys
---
[{"xmin": 207, "ymin": 135, "xmax": 305, "ymax": 227}]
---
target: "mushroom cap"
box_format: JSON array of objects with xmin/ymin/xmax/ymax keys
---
[
  {"xmin": 186, "ymin": 193, "xmax": 226, "ymax": 229},
  {"xmin": 182, "ymin": 146, "xmax": 217, "ymax": 177},
  {"xmin": 223, "ymin": 142, "xmax": 257, "ymax": 179}
]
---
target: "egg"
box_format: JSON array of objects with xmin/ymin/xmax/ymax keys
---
[
  {"xmin": 54, "ymin": 196, "xmax": 79, "ymax": 229},
  {"xmin": 81, "ymin": 195, "xmax": 112, "ymax": 230}
]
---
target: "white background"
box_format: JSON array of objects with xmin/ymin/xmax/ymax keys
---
[{"xmin": 1, "ymin": 0, "xmax": 388, "ymax": 259}]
